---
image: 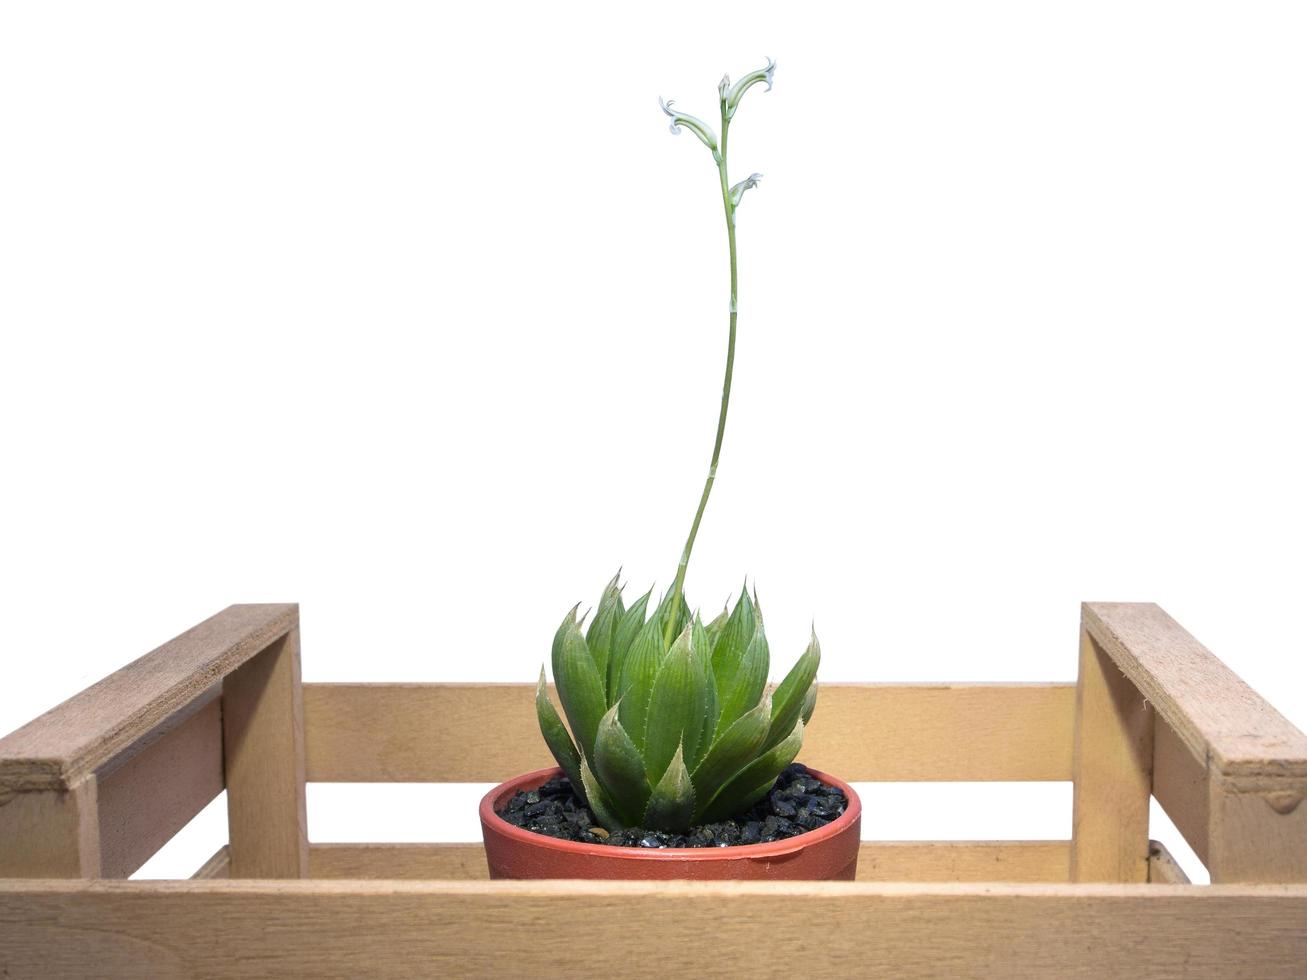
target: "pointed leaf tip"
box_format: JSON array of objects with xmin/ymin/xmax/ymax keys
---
[
  {"xmin": 554, "ymin": 619, "xmax": 607, "ymax": 760},
  {"xmin": 643, "ymin": 744, "xmax": 696, "ymax": 832},
  {"xmin": 593, "ymin": 703, "xmax": 648, "ymax": 826},
  {"xmin": 764, "ymin": 638, "xmax": 820, "ymax": 753},
  {"xmin": 700, "ymin": 715, "xmax": 804, "ymax": 824},
  {"xmin": 535, "ymin": 667, "xmax": 583, "ymax": 798},
  {"xmin": 643, "ymin": 627, "xmax": 709, "ymax": 784},
  {"xmin": 580, "ymin": 756, "xmax": 624, "ymax": 833}
]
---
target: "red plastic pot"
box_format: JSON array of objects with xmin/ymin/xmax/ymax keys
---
[{"xmin": 480, "ymin": 766, "xmax": 861, "ymax": 880}]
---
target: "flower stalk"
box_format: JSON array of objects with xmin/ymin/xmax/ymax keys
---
[
  {"xmin": 534, "ymin": 60, "xmax": 816, "ymax": 835},
  {"xmin": 660, "ymin": 58, "xmax": 772, "ymax": 647}
]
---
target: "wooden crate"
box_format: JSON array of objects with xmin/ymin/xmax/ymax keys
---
[{"xmin": 2, "ymin": 602, "xmax": 1305, "ymax": 978}]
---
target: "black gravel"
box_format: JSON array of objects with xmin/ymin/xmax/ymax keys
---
[{"xmin": 496, "ymin": 763, "xmax": 847, "ymax": 848}]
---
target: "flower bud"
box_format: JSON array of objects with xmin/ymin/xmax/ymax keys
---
[
  {"xmin": 725, "ymin": 56, "xmax": 776, "ymax": 119},
  {"xmin": 729, "ymin": 173, "xmax": 763, "ymax": 206},
  {"xmin": 659, "ymin": 97, "xmax": 719, "ymax": 156}
]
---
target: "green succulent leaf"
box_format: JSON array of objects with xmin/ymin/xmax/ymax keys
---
[
  {"xmin": 607, "ymin": 588, "xmax": 651, "ymax": 699},
  {"xmin": 800, "ymin": 679, "xmax": 818, "ymax": 725},
  {"xmin": 535, "ymin": 666, "xmax": 583, "ymax": 794},
  {"xmin": 553, "ymin": 617, "xmax": 608, "ymax": 760},
  {"xmin": 643, "ymin": 624, "xmax": 709, "ymax": 784},
  {"xmin": 544, "ymin": 565, "xmax": 816, "ymax": 834},
  {"xmin": 617, "ymin": 614, "xmax": 667, "ymax": 752},
  {"xmin": 704, "ymin": 606, "xmax": 730, "ymax": 649},
  {"xmin": 585, "ymin": 573, "xmax": 623, "ymax": 692},
  {"xmin": 592, "ymin": 703, "xmax": 649, "ymax": 825},
  {"xmin": 690, "ymin": 697, "xmax": 771, "ymax": 809},
  {"xmin": 700, "ymin": 717, "xmax": 805, "ymax": 823},
  {"xmin": 710, "ymin": 586, "xmax": 756, "ymax": 701},
  {"xmin": 643, "ymin": 744, "xmax": 696, "ymax": 831},
  {"xmin": 764, "ymin": 630, "xmax": 821, "ymax": 752},
  {"xmin": 689, "ymin": 615, "xmax": 718, "ymax": 768},
  {"xmin": 580, "ymin": 755, "xmax": 623, "ymax": 833},
  {"xmin": 714, "ymin": 622, "xmax": 769, "ymax": 738},
  {"xmin": 551, "ymin": 604, "xmax": 579, "ymax": 671},
  {"xmin": 651, "ymin": 585, "xmax": 691, "ymax": 640},
  {"xmin": 691, "ymin": 613, "xmax": 712, "ymax": 663}
]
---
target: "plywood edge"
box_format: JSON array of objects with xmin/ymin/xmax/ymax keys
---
[
  {"xmin": 6, "ymin": 877, "xmax": 1307, "ymax": 898},
  {"xmin": 0, "ymin": 604, "xmax": 298, "ymax": 795}
]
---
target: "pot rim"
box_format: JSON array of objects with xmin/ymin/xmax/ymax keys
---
[{"xmin": 479, "ymin": 764, "xmax": 861, "ymax": 862}]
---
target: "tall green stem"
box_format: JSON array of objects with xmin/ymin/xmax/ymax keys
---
[{"xmin": 665, "ymin": 107, "xmax": 737, "ymax": 646}]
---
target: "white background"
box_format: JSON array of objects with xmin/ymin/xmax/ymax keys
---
[{"xmin": 2, "ymin": 2, "xmax": 1304, "ymax": 884}]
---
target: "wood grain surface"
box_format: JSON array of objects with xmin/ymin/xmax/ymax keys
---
[
  {"xmin": 0, "ymin": 604, "xmax": 297, "ymax": 795},
  {"xmin": 303, "ymin": 682, "xmax": 1075, "ymax": 783},
  {"xmin": 1070, "ymin": 629, "xmax": 1154, "ymax": 882},
  {"xmin": 2, "ymin": 878, "xmax": 1305, "ymax": 979},
  {"xmin": 1084, "ymin": 602, "xmax": 1307, "ymax": 883}
]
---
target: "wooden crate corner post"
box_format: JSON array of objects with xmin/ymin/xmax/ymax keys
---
[
  {"xmin": 0, "ymin": 774, "xmax": 102, "ymax": 878},
  {"xmin": 1070, "ymin": 616, "xmax": 1154, "ymax": 882},
  {"xmin": 1083, "ymin": 601, "xmax": 1307, "ymax": 885},
  {"xmin": 221, "ymin": 625, "xmax": 310, "ymax": 878}
]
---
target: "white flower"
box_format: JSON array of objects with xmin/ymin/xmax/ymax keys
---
[
  {"xmin": 725, "ymin": 57, "xmax": 776, "ymax": 119},
  {"xmin": 729, "ymin": 173, "xmax": 763, "ymax": 206},
  {"xmin": 659, "ymin": 97, "xmax": 719, "ymax": 155}
]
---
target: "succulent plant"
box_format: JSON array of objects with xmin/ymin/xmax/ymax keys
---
[
  {"xmin": 536, "ymin": 58, "xmax": 817, "ymax": 834},
  {"xmin": 537, "ymin": 574, "xmax": 819, "ymax": 832}
]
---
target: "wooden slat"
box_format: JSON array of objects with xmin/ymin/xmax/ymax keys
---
[
  {"xmin": 306, "ymin": 840, "xmax": 1074, "ymax": 883},
  {"xmin": 95, "ymin": 689, "xmax": 224, "ymax": 879},
  {"xmin": 2, "ymin": 879, "xmax": 1306, "ymax": 979},
  {"xmin": 303, "ymin": 682, "xmax": 1075, "ymax": 783},
  {"xmin": 0, "ymin": 604, "xmax": 298, "ymax": 795},
  {"xmin": 310, "ymin": 843, "xmax": 486, "ymax": 880},
  {"xmin": 191, "ymin": 846, "xmax": 231, "ymax": 881},
  {"xmin": 851, "ymin": 840, "xmax": 1070, "ymax": 883},
  {"xmin": 1147, "ymin": 841, "xmax": 1192, "ymax": 885},
  {"xmin": 1152, "ymin": 713, "xmax": 1211, "ymax": 865},
  {"xmin": 1070, "ymin": 629, "xmax": 1154, "ymax": 882},
  {"xmin": 1083, "ymin": 603, "xmax": 1307, "ymax": 883},
  {"xmin": 806, "ymin": 684, "xmax": 1074, "ymax": 780},
  {"xmin": 208, "ymin": 841, "xmax": 1187, "ymax": 886},
  {"xmin": 222, "ymin": 630, "xmax": 309, "ymax": 879}
]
